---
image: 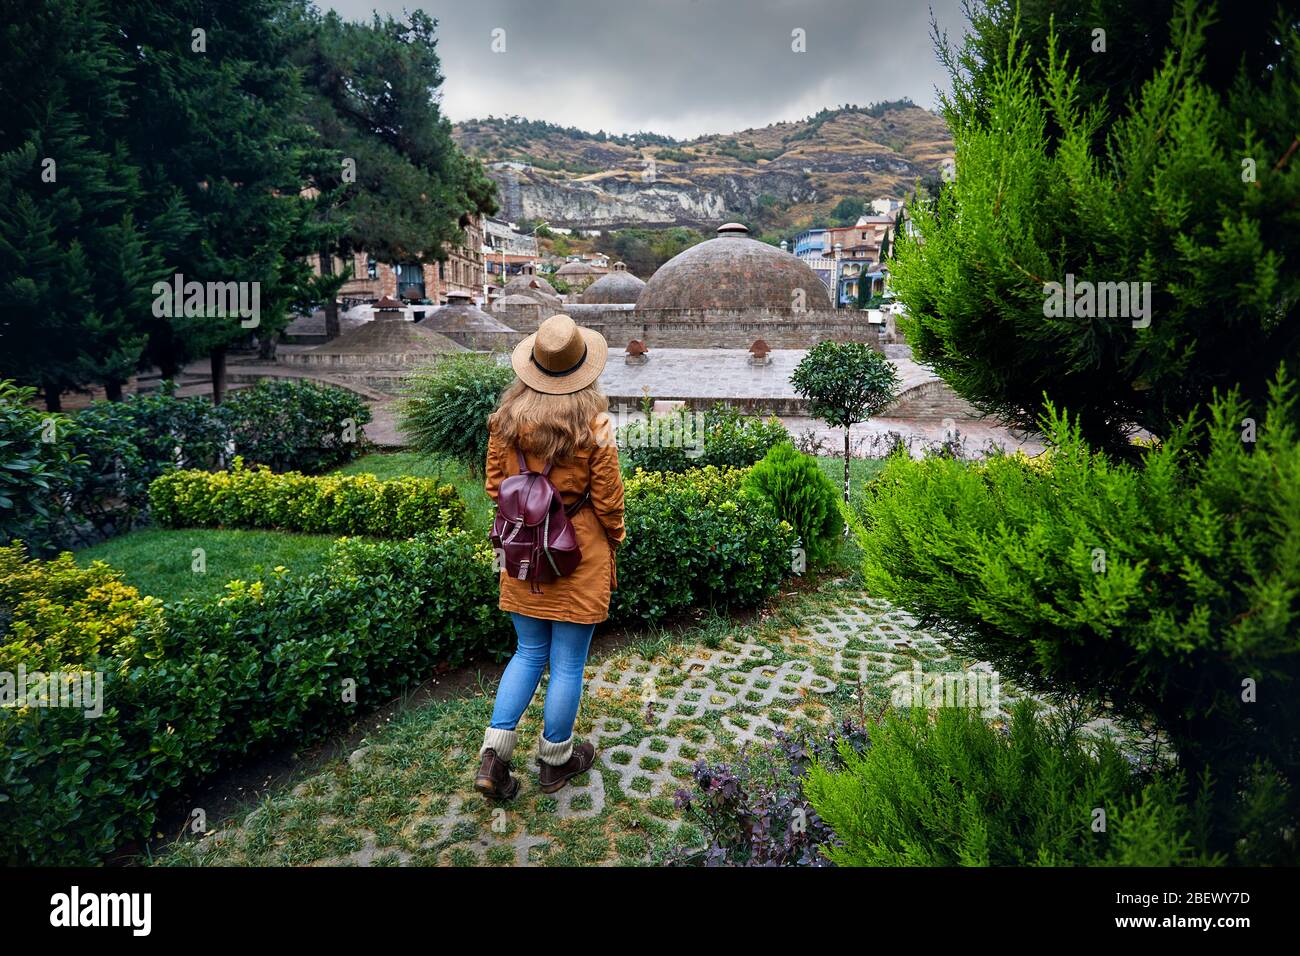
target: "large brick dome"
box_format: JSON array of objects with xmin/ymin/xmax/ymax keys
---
[{"xmin": 635, "ymin": 223, "xmax": 832, "ymax": 311}]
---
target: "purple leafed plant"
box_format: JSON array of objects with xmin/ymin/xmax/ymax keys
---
[{"xmin": 671, "ymin": 719, "xmax": 870, "ymax": 866}]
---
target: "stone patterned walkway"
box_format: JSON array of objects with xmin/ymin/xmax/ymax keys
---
[{"xmin": 159, "ymin": 587, "xmax": 1117, "ymax": 868}]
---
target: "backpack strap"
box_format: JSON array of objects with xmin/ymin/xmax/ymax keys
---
[
  {"xmin": 516, "ymin": 446, "xmax": 553, "ymax": 477},
  {"xmin": 514, "ymin": 444, "xmax": 583, "ymax": 511}
]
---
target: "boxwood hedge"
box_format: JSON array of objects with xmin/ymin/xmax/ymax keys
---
[
  {"xmin": 148, "ymin": 458, "xmax": 466, "ymax": 537},
  {"xmin": 0, "ymin": 532, "xmax": 508, "ymax": 866},
  {"xmin": 2, "ymin": 462, "xmax": 802, "ymax": 863},
  {"xmin": 612, "ymin": 465, "xmax": 797, "ymax": 624}
]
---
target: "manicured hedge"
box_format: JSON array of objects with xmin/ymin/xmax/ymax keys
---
[
  {"xmin": 0, "ymin": 533, "xmax": 508, "ymax": 866},
  {"xmin": 1, "ymin": 463, "xmax": 801, "ymax": 863},
  {"xmin": 612, "ymin": 465, "xmax": 797, "ymax": 624},
  {"xmin": 148, "ymin": 458, "xmax": 466, "ymax": 537}
]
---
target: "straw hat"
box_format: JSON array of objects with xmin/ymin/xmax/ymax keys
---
[{"xmin": 511, "ymin": 313, "xmax": 608, "ymax": 394}]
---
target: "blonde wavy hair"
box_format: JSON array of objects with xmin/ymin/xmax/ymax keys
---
[{"xmin": 489, "ymin": 379, "xmax": 610, "ymax": 462}]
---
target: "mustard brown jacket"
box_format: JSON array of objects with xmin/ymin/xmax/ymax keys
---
[{"xmin": 485, "ymin": 417, "xmax": 626, "ymax": 624}]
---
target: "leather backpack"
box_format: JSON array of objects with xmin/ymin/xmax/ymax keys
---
[{"xmin": 490, "ymin": 449, "xmax": 589, "ymax": 592}]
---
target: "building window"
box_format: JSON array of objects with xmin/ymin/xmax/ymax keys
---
[
  {"xmin": 366, "ymin": 256, "xmax": 377, "ymax": 280},
  {"xmin": 397, "ymin": 263, "xmax": 424, "ymax": 299}
]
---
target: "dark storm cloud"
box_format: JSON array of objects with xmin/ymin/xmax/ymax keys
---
[{"xmin": 321, "ymin": 0, "xmax": 969, "ymax": 138}]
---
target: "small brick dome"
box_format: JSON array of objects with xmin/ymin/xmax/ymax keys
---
[
  {"xmin": 581, "ymin": 266, "xmax": 645, "ymax": 304},
  {"xmin": 419, "ymin": 293, "xmax": 517, "ymax": 350}
]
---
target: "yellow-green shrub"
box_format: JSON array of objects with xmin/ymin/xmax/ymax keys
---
[
  {"xmin": 148, "ymin": 458, "xmax": 466, "ymax": 536},
  {"xmin": 0, "ymin": 543, "xmax": 163, "ymax": 670}
]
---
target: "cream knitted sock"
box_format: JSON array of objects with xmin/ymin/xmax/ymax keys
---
[
  {"xmin": 481, "ymin": 727, "xmax": 518, "ymax": 762},
  {"xmin": 538, "ymin": 734, "xmax": 574, "ymax": 766}
]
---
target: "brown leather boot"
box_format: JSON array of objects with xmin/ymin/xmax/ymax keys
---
[
  {"xmin": 474, "ymin": 748, "xmax": 520, "ymax": 800},
  {"xmin": 537, "ymin": 741, "xmax": 596, "ymax": 794}
]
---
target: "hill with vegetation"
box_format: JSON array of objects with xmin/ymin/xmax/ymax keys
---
[{"xmin": 453, "ymin": 101, "xmax": 952, "ymax": 236}]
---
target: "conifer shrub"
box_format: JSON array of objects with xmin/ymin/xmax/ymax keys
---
[
  {"xmin": 744, "ymin": 442, "xmax": 843, "ymax": 568},
  {"xmin": 852, "ymin": 374, "xmax": 1300, "ymax": 861},
  {"xmin": 397, "ymin": 355, "xmax": 514, "ymax": 475},
  {"xmin": 805, "ymin": 704, "xmax": 1222, "ymax": 866}
]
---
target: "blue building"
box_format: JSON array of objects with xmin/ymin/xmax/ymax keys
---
[{"xmin": 792, "ymin": 228, "xmax": 828, "ymax": 258}]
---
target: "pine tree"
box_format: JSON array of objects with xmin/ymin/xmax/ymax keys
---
[
  {"xmin": 112, "ymin": 0, "xmax": 319, "ymax": 396},
  {"xmin": 892, "ymin": 0, "xmax": 1300, "ymax": 455},
  {"xmin": 0, "ymin": 0, "xmax": 165, "ymax": 408},
  {"xmin": 286, "ymin": 6, "xmax": 498, "ymax": 337}
]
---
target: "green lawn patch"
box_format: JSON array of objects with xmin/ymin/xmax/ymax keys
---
[
  {"xmin": 76, "ymin": 527, "xmax": 340, "ymax": 603},
  {"xmin": 813, "ymin": 455, "xmax": 885, "ymax": 509}
]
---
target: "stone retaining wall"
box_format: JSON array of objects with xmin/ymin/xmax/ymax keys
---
[
  {"xmin": 883, "ymin": 379, "xmax": 983, "ymax": 421},
  {"xmin": 490, "ymin": 303, "xmax": 885, "ymax": 350},
  {"xmin": 604, "ymin": 308, "xmax": 883, "ymax": 350}
]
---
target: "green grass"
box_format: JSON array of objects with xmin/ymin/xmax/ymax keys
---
[
  {"xmin": 813, "ymin": 455, "xmax": 886, "ymax": 510},
  {"xmin": 76, "ymin": 452, "xmax": 490, "ymax": 602},
  {"xmin": 336, "ymin": 451, "xmax": 495, "ymax": 533},
  {"xmin": 76, "ymin": 527, "xmax": 340, "ymax": 603}
]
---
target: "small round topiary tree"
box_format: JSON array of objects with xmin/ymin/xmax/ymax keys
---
[
  {"xmin": 790, "ymin": 341, "xmax": 899, "ymax": 501},
  {"xmin": 743, "ymin": 441, "xmax": 843, "ymax": 568}
]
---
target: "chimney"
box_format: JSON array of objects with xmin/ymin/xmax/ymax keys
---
[
  {"xmin": 625, "ymin": 339, "xmax": 649, "ymax": 366},
  {"xmin": 373, "ymin": 295, "xmax": 406, "ymax": 322}
]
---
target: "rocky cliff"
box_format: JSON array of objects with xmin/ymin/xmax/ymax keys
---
[{"xmin": 453, "ymin": 103, "xmax": 953, "ymax": 231}]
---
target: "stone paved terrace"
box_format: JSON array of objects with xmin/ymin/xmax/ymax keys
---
[
  {"xmin": 157, "ymin": 585, "xmax": 1133, "ymax": 867},
  {"xmin": 596, "ymin": 347, "xmax": 937, "ymax": 412}
]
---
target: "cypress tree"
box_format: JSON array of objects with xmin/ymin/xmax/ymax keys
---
[{"xmin": 892, "ymin": 0, "xmax": 1300, "ymax": 455}]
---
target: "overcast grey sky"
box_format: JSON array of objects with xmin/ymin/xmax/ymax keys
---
[{"xmin": 323, "ymin": 0, "xmax": 969, "ymax": 139}]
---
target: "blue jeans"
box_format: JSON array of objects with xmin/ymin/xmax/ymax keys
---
[{"xmin": 489, "ymin": 613, "xmax": 596, "ymax": 743}]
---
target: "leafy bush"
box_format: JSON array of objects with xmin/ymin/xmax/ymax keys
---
[
  {"xmin": 149, "ymin": 458, "xmax": 466, "ymax": 537},
  {"xmin": 806, "ymin": 704, "xmax": 1221, "ymax": 866},
  {"xmin": 1, "ymin": 379, "xmax": 371, "ymax": 552},
  {"xmin": 0, "ymin": 382, "xmax": 82, "ymax": 554},
  {"xmin": 672, "ymin": 720, "xmax": 870, "ymax": 866},
  {"xmin": 612, "ymin": 465, "xmax": 797, "ymax": 624},
  {"xmin": 219, "ymin": 379, "xmax": 372, "ymax": 473},
  {"xmin": 0, "ymin": 546, "xmax": 164, "ymax": 669},
  {"xmin": 397, "ymin": 355, "xmax": 513, "ymax": 474},
  {"xmin": 618, "ymin": 402, "xmax": 790, "ymax": 474},
  {"xmin": 0, "ymin": 532, "xmax": 509, "ymax": 865},
  {"xmin": 64, "ymin": 386, "xmax": 228, "ymax": 538},
  {"xmin": 852, "ymin": 374, "xmax": 1300, "ymax": 862},
  {"xmin": 744, "ymin": 442, "xmax": 843, "ymax": 568}
]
